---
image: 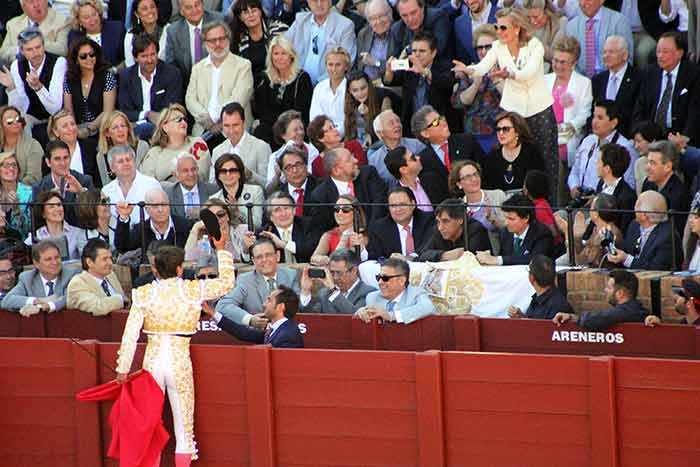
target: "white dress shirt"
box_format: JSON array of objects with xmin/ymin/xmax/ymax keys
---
[
  {"xmin": 138, "ymin": 66, "xmax": 156, "ymax": 121},
  {"xmin": 102, "ymin": 171, "xmax": 162, "ymax": 227},
  {"xmin": 206, "ymin": 56, "xmax": 223, "ymax": 122},
  {"xmin": 309, "ymin": 78, "xmax": 347, "ymax": 138},
  {"xmin": 70, "ymin": 143, "xmax": 84, "ymax": 175},
  {"xmin": 8, "ymin": 55, "xmax": 67, "ymax": 119}
]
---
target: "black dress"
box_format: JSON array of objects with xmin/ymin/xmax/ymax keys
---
[{"xmin": 482, "ymin": 141, "xmax": 545, "ymax": 192}]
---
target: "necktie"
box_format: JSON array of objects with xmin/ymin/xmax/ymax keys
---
[
  {"xmin": 101, "ymin": 280, "xmax": 111, "ymax": 297},
  {"xmin": 347, "ymin": 181, "xmax": 355, "ymax": 196},
  {"xmin": 186, "ymin": 191, "xmax": 195, "ymax": 208},
  {"xmin": 267, "ymin": 278, "xmax": 276, "ymax": 293},
  {"xmin": 513, "ymin": 237, "xmax": 523, "ymax": 256},
  {"xmin": 585, "ymin": 18, "xmax": 596, "ymax": 78},
  {"xmin": 294, "ymin": 188, "xmax": 304, "ymax": 216},
  {"xmin": 263, "ymin": 326, "xmax": 272, "ymax": 344},
  {"xmin": 386, "ymin": 301, "xmax": 396, "ymax": 313},
  {"xmin": 606, "ymin": 74, "xmax": 618, "ymax": 100},
  {"xmin": 46, "ymin": 281, "xmax": 54, "ymax": 296},
  {"xmin": 194, "ymin": 27, "xmax": 202, "ymax": 63},
  {"xmin": 404, "ymin": 225, "xmax": 415, "ymax": 255},
  {"xmin": 655, "ymin": 72, "xmax": 673, "ymax": 129},
  {"xmin": 439, "ymin": 143, "xmax": 451, "ymax": 172}
]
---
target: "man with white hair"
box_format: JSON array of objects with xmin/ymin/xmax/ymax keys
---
[
  {"xmin": 367, "ymin": 110, "xmax": 425, "ymax": 186},
  {"xmin": 114, "ymin": 187, "xmax": 194, "ymax": 253},
  {"xmin": 0, "ymin": 0, "xmax": 69, "ymax": 63},
  {"xmin": 355, "ymin": 0, "xmax": 393, "ymax": 81},
  {"xmin": 164, "ymin": 152, "xmax": 219, "ymax": 219},
  {"xmin": 101, "ymin": 144, "xmax": 162, "ymax": 227},
  {"xmin": 607, "ymin": 190, "xmax": 683, "ymax": 270},
  {"xmin": 590, "ymin": 35, "xmax": 642, "ymax": 137}
]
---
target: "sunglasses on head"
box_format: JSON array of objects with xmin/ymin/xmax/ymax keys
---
[
  {"xmin": 424, "ymin": 115, "xmax": 446, "ymax": 130},
  {"xmin": 334, "ymin": 206, "xmax": 353, "ymax": 213},
  {"xmin": 197, "ymin": 273, "xmax": 218, "ymax": 279},
  {"xmin": 78, "ymin": 51, "xmax": 97, "ymax": 60},
  {"xmin": 375, "ymin": 273, "xmax": 404, "ymax": 282}
]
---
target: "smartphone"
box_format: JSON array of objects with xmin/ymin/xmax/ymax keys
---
[
  {"xmin": 406, "ymin": 46, "xmax": 413, "ymax": 55},
  {"xmin": 391, "ymin": 59, "xmax": 410, "ymax": 71},
  {"xmin": 308, "ymin": 268, "xmax": 326, "ymax": 279}
]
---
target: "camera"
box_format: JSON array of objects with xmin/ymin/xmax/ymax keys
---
[
  {"xmin": 600, "ymin": 229, "xmax": 616, "ymax": 256},
  {"xmin": 308, "ymin": 268, "xmax": 326, "ymax": 279},
  {"xmin": 568, "ymin": 187, "xmax": 595, "ymax": 209}
]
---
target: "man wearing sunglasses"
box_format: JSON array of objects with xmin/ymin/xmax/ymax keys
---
[{"xmin": 355, "ymin": 257, "xmax": 435, "ymax": 324}]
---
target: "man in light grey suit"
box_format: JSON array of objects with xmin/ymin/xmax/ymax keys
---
[
  {"xmin": 355, "ymin": 257, "xmax": 435, "ymax": 324},
  {"xmin": 1, "ymin": 240, "xmax": 79, "ymax": 316},
  {"xmin": 299, "ymin": 249, "xmax": 376, "ymax": 314},
  {"xmin": 215, "ymin": 238, "xmax": 300, "ymax": 327},
  {"xmin": 165, "ymin": 153, "xmax": 219, "ymax": 219}
]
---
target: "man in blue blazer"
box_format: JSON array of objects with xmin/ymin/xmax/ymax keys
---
[
  {"xmin": 204, "ymin": 285, "xmax": 304, "ymax": 348},
  {"xmin": 356, "ymin": 257, "xmax": 436, "ymax": 324},
  {"xmin": 452, "ymin": 0, "xmax": 498, "ymax": 64}
]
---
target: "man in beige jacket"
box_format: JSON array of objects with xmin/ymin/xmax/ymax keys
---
[
  {"xmin": 0, "ymin": 0, "xmax": 69, "ymax": 64},
  {"xmin": 67, "ymin": 238, "xmax": 126, "ymax": 316}
]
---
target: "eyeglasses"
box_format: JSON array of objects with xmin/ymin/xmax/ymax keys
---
[
  {"xmin": 312, "ymin": 35, "xmax": 319, "ymax": 55},
  {"xmin": 0, "ymin": 268, "xmax": 14, "ymax": 276},
  {"xmin": 283, "ymin": 161, "xmax": 306, "ymax": 172},
  {"xmin": 197, "ymin": 273, "xmax": 218, "ymax": 279},
  {"xmin": 212, "ymin": 210, "xmax": 228, "ymax": 219},
  {"xmin": 495, "ymin": 24, "xmax": 509, "ymax": 31},
  {"xmin": 375, "ymin": 273, "xmax": 405, "ymax": 282},
  {"xmin": 1, "ymin": 161, "xmax": 18, "ymax": 169},
  {"xmin": 475, "ymin": 44, "xmax": 492, "ymax": 52},
  {"xmin": 169, "ymin": 115, "xmax": 186, "ymax": 124},
  {"xmin": 496, "ymin": 125, "xmax": 514, "ymax": 133},
  {"xmin": 459, "ymin": 172, "xmax": 480, "ymax": 181},
  {"xmin": 78, "ymin": 51, "xmax": 97, "ymax": 60},
  {"xmin": 205, "ymin": 35, "xmax": 228, "ymax": 44},
  {"xmin": 4, "ymin": 116, "xmax": 24, "ymax": 125},
  {"xmin": 424, "ymin": 115, "xmax": 446, "ymax": 130},
  {"xmin": 219, "ymin": 167, "xmax": 240, "ymax": 175},
  {"xmin": 334, "ymin": 206, "xmax": 353, "ymax": 213}
]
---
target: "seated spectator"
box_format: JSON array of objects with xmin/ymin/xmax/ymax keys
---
[
  {"xmin": 0, "ymin": 105, "xmax": 42, "ymax": 185},
  {"xmin": 417, "ymin": 197, "xmax": 490, "ymax": 262},
  {"xmin": 641, "ymin": 140, "xmax": 690, "ymax": 236},
  {"xmin": 132, "ymin": 239, "xmax": 196, "ymax": 287},
  {"xmin": 523, "ymin": 170, "xmax": 563, "ymax": 251},
  {"xmin": 185, "ymin": 20, "xmax": 254, "ymax": 138},
  {"xmin": 260, "ymin": 191, "xmax": 320, "ymax": 263},
  {"xmin": 343, "ymin": 70, "xmax": 391, "ymax": 149},
  {"xmin": 355, "ymin": 257, "xmax": 436, "ymax": 324},
  {"xmin": 594, "ymin": 143, "xmax": 637, "ymax": 233},
  {"xmin": 646, "ymin": 279, "xmax": 700, "ymax": 327},
  {"xmin": 165, "ymin": 153, "xmax": 219, "ymax": 220},
  {"xmin": 630, "ymin": 121, "xmax": 665, "ymax": 193},
  {"xmin": 385, "ymin": 33, "xmax": 456, "ymax": 132},
  {"xmin": 141, "ymin": 103, "xmax": 211, "ymax": 182},
  {"xmin": 204, "ymin": 284, "xmax": 304, "ymax": 347},
  {"xmin": 307, "ymin": 147, "xmax": 387, "ymax": 231},
  {"xmin": 300, "ymin": 248, "xmax": 376, "ymax": 313},
  {"xmin": 215, "ymin": 237, "xmax": 300, "ymax": 325},
  {"xmin": 476, "ymin": 193, "xmax": 554, "ymax": 265},
  {"xmin": 0, "ymin": 28, "xmax": 67, "ymax": 146},
  {"xmin": 684, "ymin": 205, "xmax": 700, "ymax": 270},
  {"xmin": 27, "ymin": 192, "xmax": 82, "ymax": 261},
  {"xmin": 66, "ymin": 238, "xmax": 126, "ymax": 316},
  {"xmin": 48, "ymin": 110, "xmax": 100, "ymax": 186},
  {"xmin": 413, "ymin": 105, "xmax": 484, "ymax": 204},
  {"xmin": 184, "ymin": 198, "xmax": 250, "ymax": 262},
  {"xmin": 0, "ymin": 152, "xmax": 32, "ymax": 237},
  {"xmin": 114, "ymin": 187, "xmax": 193, "ymax": 253},
  {"xmin": 101, "ymin": 144, "xmax": 162, "ymax": 227},
  {"xmin": 543, "ymin": 35, "xmax": 592, "ymax": 204},
  {"xmin": 553, "ymin": 270, "xmax": 648, "ymax": 330},
  {"xmin": 607, "ymin": 190, "xmax": 683, "ymax": 270},
  {"xmin": 354, "ymin": 0, "xmax": 392, "ymax": 83},
  {"xmin": 367, "ymin": 186, "xmax": 435, "ymax": 260},
  {"xmin": 384, "ymin": 146, "xmax": 434, "ymax": 211},
  {"xmin": 525, "ymin": 0, "xmax": 566, "ymax": 70},
  {"xmin": 451, "ymin": 24, "xmax": 503, "ymax": 154},
  {"xmin": 212, "ymin": 102, "xmax": 271, "ymax": 186},
  {"xmin": 118, "ymin": 32, "xmax": 184, "ymax": 141},
  {"xmin": 0, "ymin": 1, "xmax": 69, "ymax": 63},
  {"xmin": 284, "ymin": 0, "xmax": 356, "ymax": 85},
  {"xmin": 507, "ymin": 254, "xmax": 573, "ymax": 319},
  {"xmin": 252, "ymin": 35, "xmax": 312, "ymax": 146},
  {"xmin": 274, "ymin": 146, "xmax": 321, "ymax": 217},
  {"xmin": 481, "ymin": 111, "xmax": 545, "ymax": 193},
  {"xmin": 123, "ymin": 0, "xmax": 170, "ymax": 68},
  {"xmin": 309, "ymin": 47, "xmax": 351, "ymax": 138},
  {"xmin": 227, "ymin": 0, "xmax": 288, "ymax": 84},
  {"xmin": 367, "ymin": 109, "xmax": 425, "ymax": 186},
  {"xmin": 265, "ymin": 110, "xmax": 320, "ymax": 188},
  {"xmin": 1, "ymin": 240, "xmax": 79, "ymax": 315},
  {"xmin": 310, "ymin": 194, "xmax": 367, "ymax": 265},
  {"xmin": 568, "ymin": 100, "xmax": 637, "ymax": 196},
  {"xmin": 452, "ymin": 0, "xmax": 498, "ymax": 65},
  {"xmin": 75, "ymin": 190, "xmax": 114, "ymax": 250},
  {"xmin": 0, "ymin": 252, "xmax": 18, "ymax": 300},
  {"xmin": 96, "ymin": 111, "xmax": 151, "ymax": 187},
  {"xmin": 307, "ymin": 114, "xmax": 366, "ymax": 177},
  {"xmin": 389, "ymin": 0, "xmax": 451, "ymax": 58},
  {"xmin": 68, "ymin": 0, "xmax": 125, "ymax": 66},
  {"xmin": 209, "ymin": 153, "xmax": 265, "ymax": 229},
  {"xmin": 32, "ymin": 140, "xmax": 95, "ymax": 227}
]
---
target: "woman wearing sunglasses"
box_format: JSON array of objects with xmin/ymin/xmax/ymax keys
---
[
  {"xmin": 209, "ymin": 153, "xmax": 264, "ymax": 229},
  {"xmin": 63, "ymin": 37, "xmax": 116, "ymax": 140},
  {"xmin": 0, "ymin": 105, "xmax": 42, "ymax": 185},
  {"xmin": 141, "ymin": 103, "xmax": 211, "ymax": 182},
  {"xmin": 75, "ymin": 190, "xmax": 115, "ymax": 250},
  {"xmin": 310, "ymin": 194, "xmax": 368, "ymax": 266},
  {"xmin": 184, "ymin": 198, "xmax": 250, "ymax": 263},
  {"xmin": 453, "ymin": 7, "xmax": 559, "ymax": 202}
]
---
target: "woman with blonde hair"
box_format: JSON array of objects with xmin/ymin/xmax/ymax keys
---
[
  {"xmin": 141, "ymin": 104, "xmax": 210, "ymax": 182},
  {"xmin": 523, "ymin": 0, "xmax": 567, "ymax": 70},
  {"xmin": 0, "ymin": 106, "xmax": 42, "ymax": 185},
  {"xmin": 252, "ymin": 35, "xmax": 312, "ymax": 146},
  {"xmin": 48, "ymin": 110, "xmax": 100, "ymax": 186},
  {"xmin": 0, "ymin": 152, "xmax": 32, "ymax": 237},
  {"xmin": 67, "ymin": 0, "xmax": 125, "ymax": 66},
  {"xmin": 96, "ymin": 111, "xmax": 150, "ymax": 185},
  {"xmin": 184, "ymin": 198, "xmax": 250, "ymax": 263}
]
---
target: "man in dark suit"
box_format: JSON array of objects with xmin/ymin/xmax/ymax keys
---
[
  {"xmin": 590, "ymin": 36, "xmax": 641, "ymax": 137},
  {"xmin": 204, "ymin": 285, "xmax": 304, "ymax": 348},
  {"xmin": 367, "ymin": 187, "xmax": 435, "ymax": 260},
  {"xmin": 307, "ymin": 147, "xmax": 387, "ymax": 231},
  {"xmin": 417, "ymin": 198, "xmax": 490, "ymax": 262},
  {"xmin": 384, "ymin": 32, "xmax": 457, "ymax": 132},
  {"xmin": 389, "ymin": 0, "xmax": 452, "ymax": 58},
  {"xmin": 633, "ymin": 31, "xmax": 700, "ymax": 144},
  {"xmin": 108, "ymin": 0, "xmax": 171, "ymax": 27},
  {"xmin": 165, "ymin": 152, "xmax": 218, "ymax": 220},
  {"xmin": 119, "ymin": 33, "xmax": 183, "ymax": 140},
  {"xmin": 258, "ymin": 192, "xmax": 321, "ymax": 264},
  {"xmin": 595, "ymin": 142, "xmax": 637, "ymax": 234},
  {"xmin": 607, "ymin": 190, "xmax": 682, "ymax": 270},
  {"xmin": 275, "ymin": 146, "xmax": 321, "ymax": 217},
  {"xmin": 476, "ymin": 193, "xmax": 554, "ymax": 266},
  {"xmin": 114, "ymin": 188, "xmax": 193, "ymax": 253},
  {"xmin": 32, "ymin": 141, "xmax": 94, "ymax": 227},
  {"xmin": 300, "ymin": 249, "xmax": 376, "ymax": 314}
]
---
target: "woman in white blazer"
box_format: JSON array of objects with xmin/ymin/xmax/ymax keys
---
[
  {"xmin": 543, "ymin": 35, "xmax": 593, "ymax": 205},
  {"xmin": 454, "ymin": 7, "xmax": 559, "ymax": 203}
]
